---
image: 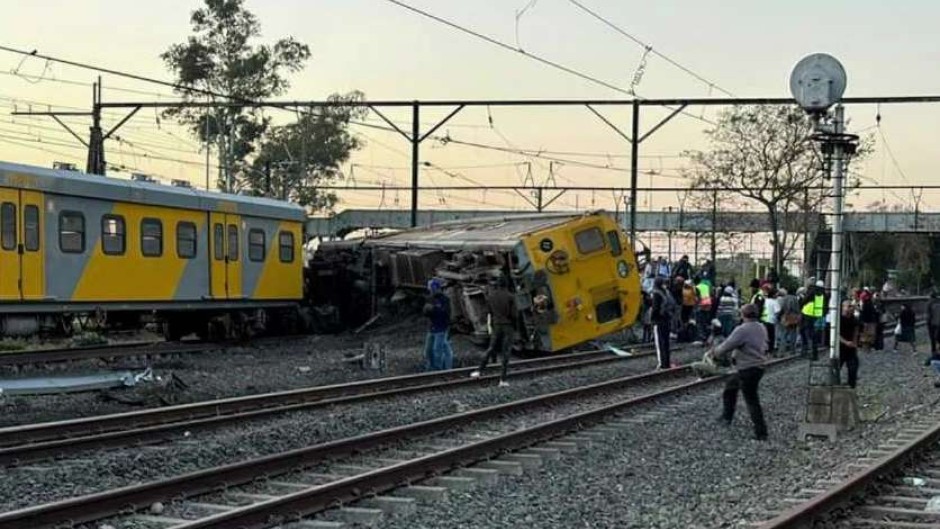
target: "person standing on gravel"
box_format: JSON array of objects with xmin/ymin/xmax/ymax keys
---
[
  {"xmin": 716, "ymin": 285, "xmax": 739, "ymax": 338},
  {"xmin": 423, "ymin": 278, "xmax": 454, "ymax": 371},
  {"xmin": 470, "ymin": 275, "xmax": 516, "ymax": 387},
  {"xmin": 651, "ymin": 277, "xmax": 677, "ymax": 369},
  {"xmin": 927, "ymin": 292, "xmax": 940, "ymax": 354},
  {"xmin": 838, "ymin": 301, "xmax": 860, "ymax": 388},
  {"xmin": 708, "ymin": 303, "xmax": 769, "ymax": 441}
]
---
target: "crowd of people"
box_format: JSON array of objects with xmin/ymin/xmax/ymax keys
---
[{"xmin": 420, "ymin": 253, "xmax": 932, "ymax": 442}]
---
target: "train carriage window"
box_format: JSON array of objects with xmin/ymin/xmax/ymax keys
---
[
  {"xmin": 278, "ymin": 231, "xmax": 294, "ymax": 263},
  {"xmin": 607, "ymin": 230, "xmax": 622, "ymax": 257},
  {"xmin": 24, "ymin": 205, "xmax": 39, "ymax": 252},
  {"xmin": 248, "ymin": 229, "xmax": 265, "ymax": 262},
  {"xmin": 101, "ymin": 215, "xmax": 125, "ymax": 255},
  {"xmin": 227, "ymin": 224, "xmax": 239, "ymax": 261},
  {"xmin": 141, "ymin": 218, "xmax": 163, "ymax": 257},
  {"xmin": 574, "ymin": 226, "xmax": 605, "ymax": 255},
  {"xmin": 59, "ymin": 211, "xmax": 85, "ymax": 253},
  {"xmin": 1, "ymin": 202, "xmax": 15, "ymax": 251},
  {"xmin": 213, "ymin": 223, "xmax": 224, "ymax": 260},
  {"xmin": 176, "ymin": 222, "xmax": 197, "ymax": 259}
]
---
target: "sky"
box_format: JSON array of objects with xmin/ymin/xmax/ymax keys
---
[{"xmin": 0, "ymin": 0, "xmax": 938, "ymax": 219}]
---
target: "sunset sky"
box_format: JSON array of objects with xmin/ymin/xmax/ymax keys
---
[{"xmin": 0, "ymin": 0, "xmax": 937, "ymax": 217}]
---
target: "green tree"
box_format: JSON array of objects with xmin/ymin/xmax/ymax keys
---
[
  {"xmin": 249, "ymin": 92, "xmax": 367, "ymax": 210},
  {"xmin": 685, "ymin": 105, "xmax": 870, "ymax": 275},
  {"xmin": 161, "ymin": 0, "xmax": 310, "ymax": 191}
]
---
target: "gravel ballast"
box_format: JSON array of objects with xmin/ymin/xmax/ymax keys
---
[
  {"xmin": 0, "ymin": 342, "xmax": 705, "ymax": 512},
  {"xmin": 379, "ymin": 333, "xmax": 938, "ymax": 529}
]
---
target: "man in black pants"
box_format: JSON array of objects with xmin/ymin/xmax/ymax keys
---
[
  {"xmin": 838, "ymin": 301, "xmax": 860, "ymax": 388},
  {"xmin": 651, "ymin": 277, "xmax": 675, "ymax": 369},
  {"xmin": 708, "ymin": 304, "xmax": 769, "ymax": 440},
  {"xmin": 470, "ymin": 276, "xmax": 516, "ymax": 387}
]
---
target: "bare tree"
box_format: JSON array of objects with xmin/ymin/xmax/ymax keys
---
[{"xmin": 684, "ymin": 105, "xmax": 870, "ymax": 274}]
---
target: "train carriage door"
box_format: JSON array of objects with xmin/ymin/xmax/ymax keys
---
[
  {"xmin": 0, "ymin": 187, "xmax": 18, "ymax": 300},
  {"xmin": 18, "ymin": 190, "xmax": 44, "ymax": 300},
  {"xmin": 226, "ymin": 215, "xmax": 243, "ymax": 299},
  {"xmin": 209, "ymin": 212, "xmax": 227, "ymax": 299}
]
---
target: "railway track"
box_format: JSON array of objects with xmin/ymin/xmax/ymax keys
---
[
  {"xmin": 0, "ymin": 355, "xmax": 798, "ymax": 529},
  {"xmin": 757, "ymin": 411, "xmax": 940, "ymax": 529},
  {"xmin": 0, "ymin": 343, "xmax": 664, "ymax": 466},
  {"xmin": 0, "ymin": 340, "xmax": 214, "ymax": 368}
]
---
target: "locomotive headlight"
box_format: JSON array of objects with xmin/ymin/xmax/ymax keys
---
[{"xmin": 617, "ymin": 260, "xmax": 629, "ymax": 278}]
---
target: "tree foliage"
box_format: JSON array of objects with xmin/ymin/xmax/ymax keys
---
[
  {"xmin": 161, "ymin": 0, "xmax": 310, "ymax": 190},
  {"xmin": 248, "ymin": 92, "xmax": 367, "ymax": 210},
  {"xmin": 685, "ymin": 105, "xmax": 871, "ymax": 274}
]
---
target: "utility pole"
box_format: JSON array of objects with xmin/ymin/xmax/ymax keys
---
[
  {"xmin": 411, "ymin": 101, "xmax": 419, "ymax": 227},
  {"xmin": 629, "ymin": 100, "xmax": 639, "ymax": 245},
  {"xmin": 711, "ymin": 189, "xmax": 718, "ymax": 263}
]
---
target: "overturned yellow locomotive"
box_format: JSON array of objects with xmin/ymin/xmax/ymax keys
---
[{"xmin": 310, "ymin": 211, "xmax": 641, "ymax": 352}]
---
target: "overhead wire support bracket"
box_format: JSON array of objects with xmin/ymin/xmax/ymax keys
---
[
  {"xmin": 102, "ymin": 105, "xmax": 141, "ymax": 140},
  {"xmin": 585, "ymin": 104, "xmax": 632, "ymax": 142},
  {"xmin": 50, "ymin": 115, "xmax": 89, "ymax": 147},
  {"xmin": 418, "ymin": 104, "xmax": 465, "ymax": 143},
  {"xmin": 367, "ymin": 105, "xmax": 412, "ymax": 141},
  {"xmin": 638, "ymin": 103, "xmax": 688, "ymax": 144}
]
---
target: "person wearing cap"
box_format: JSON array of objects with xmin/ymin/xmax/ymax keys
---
[
  {"xmin": 716, "ymin": 285, "xmax": 740, "ymax": 337},
  {"xmin": 470, "ymin": 275, "xmax": 516, "ymax": 386},
  {"xmin": 423, "ymin": 278, "xmax": 454, "ymax": 371},
  {"xmin": 707, "ymin": 303, "xmax": 769, "ymax": 440}
]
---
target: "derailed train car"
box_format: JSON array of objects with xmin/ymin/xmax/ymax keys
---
[{"xmin": 309, "ymin": 211, "xmax": 641, "ymax": 353}]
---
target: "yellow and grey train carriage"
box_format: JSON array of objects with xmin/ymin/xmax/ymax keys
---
[
  {"xmin": 311, "ymin": 211, "xmax": 641, "ymax": 353},
  {"xmin": 0, "ymin": 160, "xmax": 305, "ymax": 339}
]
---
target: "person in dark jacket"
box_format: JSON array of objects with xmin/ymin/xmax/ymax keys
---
[
  {"xmin": 894, "ymin": 303, "xmax": 917, "ymax": 353},
  {"xmin": 673, "ymin": 255, "xmax": 692, "ymax": 282},
  {"xmin": 928, "ymin": 293, "xmax": 940, "ymax": 354},
  {"xmin": 470, "ymin": 276, "xmax": 516, "ymax": 386},
  {"xmin": 423, "ymin": 278, "xmax": 454, "ymax": 371},
  {"xmin": 859, "ymin": 288, "xmax": 878, "ymax": 353},
  {"xmin": 707, "ymin": 303, "xmax": 769, "ymax": 440},
  {"xmin": 651, "ymin": 277, "xmax": 676, "ymax": 369},
  {"xmin": 838, "ymin": 301, "xmax": 860, "ymax": 388}
]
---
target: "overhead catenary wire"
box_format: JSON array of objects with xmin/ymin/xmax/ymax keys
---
[
  {"xmin": 565, "ymin": 0, "xmax": 735, "ymax": 97},
  {"xmin": 382, "ymin": 0, "xmax": 717, "ymax": 127}
]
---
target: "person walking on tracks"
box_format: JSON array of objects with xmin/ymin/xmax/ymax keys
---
[
  {"xmin": 651, "ymin": 277, "xmax": 677, "ymax": 369},
  {"xmin": 470, "ymin": 275, "xmax": 516, "ymax": 386},
  {"xmin": 708, "ymin": 303, "xmax": 769, "ymax": 441},
  {"xmin": 423, "ymin": 278, "xmax": 454, "ymax": 371}
]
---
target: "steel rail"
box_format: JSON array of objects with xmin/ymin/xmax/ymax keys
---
[
  {"xmin": 0, "ymin": 358, "xmax": 747, "ymax": 529},
  {"xmin": 179, "ymin": 357, "xmax": 797, "ymax": 529},
  {"xmin": 0, "ymin": 340, "xmax": 210, "ymax": 367},
  {"xmin": 0, "ymin": 346, "xmax": 657, "ymax": 464},
  {"xmin": 757, "ymin": 419, "xmax": 940, "ymax": 529},
  {"xmin": 0, "ymin": 356, "xmax": 795, "ymax": 529}
]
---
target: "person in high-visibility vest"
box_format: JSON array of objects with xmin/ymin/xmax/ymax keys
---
[
  {"xmin": 799, "ymin": 281, "xmax": 826, "ymax": 360},
  {"xmin": 761, "ymin": 285, "xmax": 780, "ymax": 356},
  {"xmin": 695, "ymin": 278, "xmax": 712, "ymax": 342}
]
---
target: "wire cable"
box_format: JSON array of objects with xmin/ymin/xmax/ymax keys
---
[{"xmin": 566, "ymin": 0, "xmax": 735, "ymax": 97}]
